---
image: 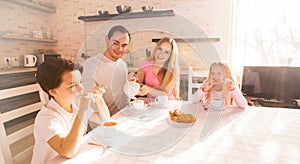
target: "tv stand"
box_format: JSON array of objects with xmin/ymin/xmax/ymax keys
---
[{"xmin": 257, "ymin": 99, "xmax": 300, "ymax": 109}]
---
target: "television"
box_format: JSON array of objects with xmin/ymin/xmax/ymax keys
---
[{"xmin": 242, "ymin": 66, "xmax": 300, "ymax": 102}]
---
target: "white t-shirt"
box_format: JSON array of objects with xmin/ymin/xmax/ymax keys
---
[
  {"xmin": 82, "ymin": 53, "xmax": 130, "ymax": 115},
  {"xmin": 31, "ymin": 99, "xmax": 77, "ymax": 164}
]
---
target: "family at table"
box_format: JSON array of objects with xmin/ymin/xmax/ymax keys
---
[{"xmin": 30, "ymin": 25, "xmax": 247, "ymax": 163}]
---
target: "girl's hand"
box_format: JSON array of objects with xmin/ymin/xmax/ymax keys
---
[
  {"xmin": 225, "ymin": 78, "xmax": 235, "ymax": 91},
  {"xmin": 200, "ymin": 78, "xmax": 213, "ymax": 92}
]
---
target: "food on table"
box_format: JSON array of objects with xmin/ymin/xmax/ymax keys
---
[
  {"xmin": 213, "ymin": 79, "xmax": 222, "ymax": 84},
  {"xmin": 169, "ymin": 109, "xmax": 196, "ymax": 123}
]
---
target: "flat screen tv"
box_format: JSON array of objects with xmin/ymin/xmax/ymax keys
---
[{"xmin": 242, "ymin": 66, "xmax": 300, "ymax": 102}]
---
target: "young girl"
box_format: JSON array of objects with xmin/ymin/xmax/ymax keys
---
[
  {"xmin": 136, "ymin": 37, "xmax": 180, "ymax": 100},
  {"xmin": 31, "ymin": 58, "xmax": 106, "ymax": 163},
  {"xmin": 191, "ymin": 62, "xmax": 247, "ymax": 109}
]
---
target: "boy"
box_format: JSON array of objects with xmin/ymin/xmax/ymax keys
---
[{"xmin": 31, "ymin": 58, "xmax": 106, "ymax": 163}]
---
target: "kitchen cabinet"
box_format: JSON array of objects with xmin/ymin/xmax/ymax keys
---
[
  {"xmin": 78, "ymin": 10, "xmax": 175, "ymax": 22},
  {"xmin": 0, "ymin": 68, "xmax": 46, "ymax": 164},
  {"xmin": 3, "ymin": 0, "xmax": 56, "ymax": 13}
]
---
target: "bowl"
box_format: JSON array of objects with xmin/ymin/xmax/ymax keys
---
[
  {"xmin": 98, "ymin": 10, "xmax": 109, "ymax": 16},
  {"xmin": 142, "ymin": 6, "xmax": 153, "ymax": 12},
  {"xmin": 116, "ymin": 5, "xmax": 131, "ymax": 14}
]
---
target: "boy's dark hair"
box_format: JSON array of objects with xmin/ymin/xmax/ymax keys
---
[
  {"xmin": 107, "ymin": 25, "xmax": 131, "ymax": 41},
  {"xmin": 36, "ymin": 58, "xmax": 83, "ymax": 97}
]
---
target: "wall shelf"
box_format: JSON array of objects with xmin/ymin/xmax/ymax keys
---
[
  {"xmin": 152, "ymin": 38, "xmax": 220, "ymax": 43},
  {"xmin": 1, "ymin": 34, "xmax": 57, "ymax": 43},
  {"xmin": 3, "ymin": 0, "xmax": 56, "ymax": 13},
  {"xmin": 78, "ymin": 10, "xmax": 175, "ymax": 22}
]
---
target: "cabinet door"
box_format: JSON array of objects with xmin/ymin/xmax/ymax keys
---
[
  {"xmin": 0, "ymin": 72, "xmax": 36, "ymax": 90},
  {"xmin": 0, "ymin": 71, "xmax": 42, "ymax": 164}
]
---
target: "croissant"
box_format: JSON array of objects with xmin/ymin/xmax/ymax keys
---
[{"xmin": 169, "ymin": 109, "xmax": 196, "ymax": 123}]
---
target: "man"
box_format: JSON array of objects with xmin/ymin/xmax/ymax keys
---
[{"xmin": 82, "ymin": 25, "xmax": 131, "ymax": 116}]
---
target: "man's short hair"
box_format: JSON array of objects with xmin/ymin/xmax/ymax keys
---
[{"xmin": 107, "ymin": 25, "xmax": 131, "ymax": 41}]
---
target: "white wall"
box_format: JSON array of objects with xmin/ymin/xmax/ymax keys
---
[{"xmin": 1, "ymin": 0, "xmax": 232, "ymax": 70}]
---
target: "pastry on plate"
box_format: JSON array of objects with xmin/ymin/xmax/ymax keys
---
[{"xmin": 169, "ymin": 109, "xmax": 196, "ymax": 123}]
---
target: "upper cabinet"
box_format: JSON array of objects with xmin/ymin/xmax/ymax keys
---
[
  {"xmin": 78, "ymin": 10, "xmax": 175, "ymax": 22},
  {"xmin": 3, "ymin": 0, "xmax": 56, "ymax": 13}
]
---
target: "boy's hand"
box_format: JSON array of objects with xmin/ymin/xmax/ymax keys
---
[{"xmin": 93, "ymin": 85, "xmax": 106, "ymax": 97}]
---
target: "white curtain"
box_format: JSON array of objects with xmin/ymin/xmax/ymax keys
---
[{"xmin": 232, "ymin": 0, "xmax": 300, "ymax": 76}]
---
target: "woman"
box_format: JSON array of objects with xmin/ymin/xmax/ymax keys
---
[
  {"xmin": 136, "ymin": 37, "xmax": 180, "ymax": 100},
  {"xmin": 191, "ymin": 62, "xmax": 247, "ymax": 109}
]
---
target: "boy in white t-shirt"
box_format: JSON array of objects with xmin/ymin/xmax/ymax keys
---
[{"xmin": 31, "ymin": 58, "xmax": 106, "ymax": 163}]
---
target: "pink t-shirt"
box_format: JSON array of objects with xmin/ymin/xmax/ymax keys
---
[{"xmin": 140, "ymin": 60, "xmax": 175, "ymax": 100}]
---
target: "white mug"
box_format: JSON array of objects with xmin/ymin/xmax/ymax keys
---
[
  {"xmin": 130, "ymin": 99, "xmax": 145, "ymax": 110},
  {"xmin": 24, "ymin": 55, "xmax": 37, "ymax": 67},
  {"xmin": 155, "ymin": 95, "xmax": 168, "ymax": 107},
  {"xmin": 101, "ymin": 120, "xmax": 118, "ymax": 138}
]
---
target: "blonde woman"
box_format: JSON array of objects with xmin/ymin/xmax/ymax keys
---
[
  {"xmin": 136, "ymin": 37, "xmax": 180, "ymax": 100},
  {"xmin": 191, "ymin": 62, "xmax": 247, "ymax": 109}
]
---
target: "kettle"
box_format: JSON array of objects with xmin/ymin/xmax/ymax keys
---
[
  {"xmin": 124, "ymin": 80, "xmax": 140, "ymax": 99},
  {"xmin": 24, "ymin": 55, "xmax": 37, "ymax": 67}
]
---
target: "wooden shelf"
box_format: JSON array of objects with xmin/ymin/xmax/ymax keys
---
[
  {"xmin": 152, "ymin": 38, "xmax": 220, "ymax": 43},
  {"xmin": 3, "ymin": 0, "xmax": 56, "ymax": 13},
  {"xmin": 78, "ymin": 10, "xmax": 175, "ymax": 22},
  {"xmin": 1, "ymin": 34, "xmax": 57, "ymax": 43}
]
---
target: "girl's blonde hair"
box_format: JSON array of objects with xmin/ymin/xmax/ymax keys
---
[
  {"xmin": 149, "ymin": 37, "xmax": 180, "ymax": 99},
  {"xmin": 205, "ymin": 62, "xmax": 236, "ymax": 106}
]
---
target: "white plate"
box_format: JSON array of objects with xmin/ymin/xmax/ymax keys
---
[
  {"xmin": 149, "ymin": 102, "xmax": 168, "ymax": 108},
  {"xmin": 166, "ymin": 117, "xmax": 195, "ymax": 128},
  {"xmin": 122, "ymin": 106, "xmax": 148, "ymax": 114},
  {"xmin": 208, "ymin": 106, "xmax": 225, "ymax": 111}
]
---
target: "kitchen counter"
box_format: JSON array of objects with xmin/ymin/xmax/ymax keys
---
[{"xmin": 0, "ymin": 67, "xmax": 37, "ymax": 75}]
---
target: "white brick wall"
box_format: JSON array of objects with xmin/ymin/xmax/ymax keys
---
[{"xmin": 1, "ymin": 0, "xmax": 232, "ymax": 70}]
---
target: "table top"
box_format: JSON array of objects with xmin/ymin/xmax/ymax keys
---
[{"xmin": 48, "ymin": 101, "xmax": 300, "ymax": 163}]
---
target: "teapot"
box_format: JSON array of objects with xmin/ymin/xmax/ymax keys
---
[
  {"xmin": 24, "ymin": 55, "xmax": 37, "ymax": 67},
  {"xmin": 124, "ymin": 79, "xmax": 140, "ymax": 99}
]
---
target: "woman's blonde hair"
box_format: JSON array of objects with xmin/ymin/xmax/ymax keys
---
[{"xmin": 149, "ymin": 37, "xmax": 180, "ymax": 98}]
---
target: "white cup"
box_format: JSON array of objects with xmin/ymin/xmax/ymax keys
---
[
  {"xmin": 155, "ymin": 95, "xmax": 168, "ymax": 107},
  {"xmin": 101, "ymin": 120, "xmax": 118, "ymax": 138},
  {"xmin": 211, "ymin": 99, "xmax": 224, "ymax": 108},
  {"xmin": 209, "ymin": 98, "xmax": 225, "ymax": 111},
  {"xmin": 130, "ymin": 99, "xmax": 145, "ymax": 110}
]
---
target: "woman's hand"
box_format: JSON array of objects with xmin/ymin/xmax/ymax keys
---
[
  {"xmin": 128, "ymin": 72, "xmax": 137, "ymax": 81},
  {"xmin": 138, "ymin": 84, "xmax": 151, "ymax": 96}
]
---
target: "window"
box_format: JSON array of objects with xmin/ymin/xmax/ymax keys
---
[{"xmin": 232, "ymin": 0, "xmax": 300, "ymax": 74}]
